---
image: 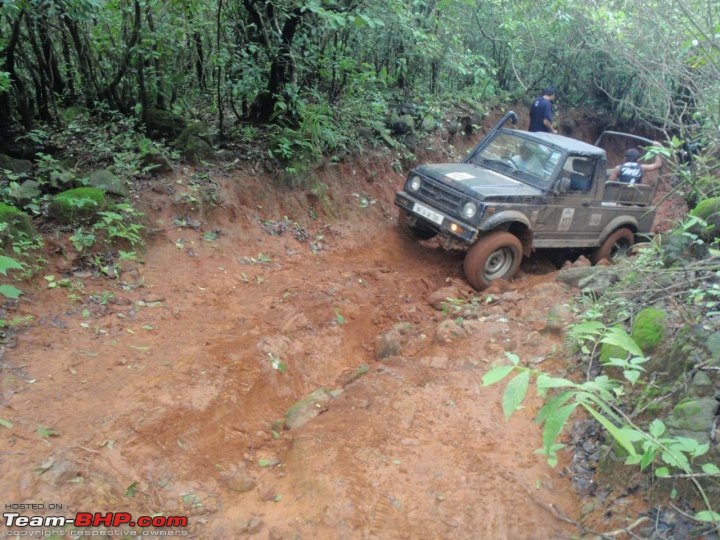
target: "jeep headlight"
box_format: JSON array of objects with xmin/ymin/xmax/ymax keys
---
[
  {"xmin": 461, "ymin": 201, "xmax": 478, "ymax": 219},
  {"xmin": 408, "ymin": 175, "xmax": 422, "ymax": 192}
]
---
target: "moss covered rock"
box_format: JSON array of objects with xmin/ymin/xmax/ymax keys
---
[
  {"xmin": 139, "ymin": 147, "xmax": 173, "ymax": 174},
  {"xmin": 0, "ymin": 203, "xmax": 36, "ymax": 245},
  {"xmin": 690, "ymin": 197, "xmax": 720, "ymax": 242},
  {"xmin": 48, "ymin": 187, "xmax": 106, "ymax": 224},
  {"xmin": 0, "ymin": 153, "xmax": 32, "ymax": 174},
  {"xmin": 87, "ymin": 169, "xmax": 129, "ymax": 197},
  {"xmin": 7, "ymin": 180, "xmax": 41, "ymax": 208},
  {"xmin": 173, "ymin": 123, "xmax": 213, "ymax": 164},
  {"xmin": 631, "ymin": 308, "xmax": 667, "ymax": 354},
  {"xmin": 666, "ymin": 398, "xmax": 718, "ymax": 432},
  {"xmin": 145, "ymin": 108, "xmax": 187, "ymax": 139}
]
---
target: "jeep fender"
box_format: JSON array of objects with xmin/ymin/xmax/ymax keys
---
[
  {"xmin": 597, "ymin": 217, "xmax": 639, "ymax": 246},
  {"xmin": 479, "ymin": 211, "xmax": 533, "ymax": 257}
]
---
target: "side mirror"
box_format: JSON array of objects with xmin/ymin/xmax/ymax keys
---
[{"xmin": 556, "ymin": 177, "xmax": 571, "ymax": 194}]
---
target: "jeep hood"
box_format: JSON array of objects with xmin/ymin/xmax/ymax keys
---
[{"xmin": 415, "ymin": 163, "xmax": 543, "ymax": 199}]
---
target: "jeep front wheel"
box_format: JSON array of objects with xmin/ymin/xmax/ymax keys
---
[
  {"xmin": 463, "ymin": 232, "xmax": 523, "ymax": 290},
  {"xmin": 592, "ymin": 227, "xmax": 634, "ymax": 264},
  {"xmin": 397, "ymin": 208, "xmax": 438, "ymax": 240}
]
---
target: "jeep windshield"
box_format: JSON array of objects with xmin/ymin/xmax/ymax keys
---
[{"xmin": 467, "ymin": 131, "xmax": 562, "ymax": 189}]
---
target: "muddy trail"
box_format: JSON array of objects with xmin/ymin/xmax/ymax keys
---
[{"xmin": 0, "ymin": 112, "xmax": 686, "ymax": 539}]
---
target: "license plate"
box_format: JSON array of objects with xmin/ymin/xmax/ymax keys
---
[{"xmin": 413, "ymin": 202, "xmax": 444, "ymax": 225}]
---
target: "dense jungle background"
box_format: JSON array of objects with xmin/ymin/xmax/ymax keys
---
[{"xmin": 1, "ymin": 0, "xmax": 720, "ymax": 538}]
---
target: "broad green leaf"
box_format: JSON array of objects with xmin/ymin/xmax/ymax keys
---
[
  {"xmin": 693, "ymin": 443, "xmax": 710, "ymax": 457},
  {"xmin": 649, "ymin": 419, "xmax": 665, "ymax": 438},
  {"xmin": 0, "ymin": 255, "xmax": 23, "ymax": 275},
  {"xmin": 661, "ymin": 450, "xmax": 691, "ymax": 473},
  {"xmin": 640, "ymin": 447, "xmax": 658, "ymax": 470},
  {"xmin": 583, "ymin": 405, "xmax": 636, "ymax": 457},
  {"xmin": 600, "ymin": 327, "xmax": 643, "ymax": 357},
  {"xmin": 694, "ymin": 511, "xmax": 720, "ymax": 523},
  {"xmin": 702, "ymin": 463, "xmax": 720, "ymax": 475},
  {"xmin": 504, "ymin": 351, "xmax": 520, "ymax": 365},
  {"xmin": 536, "ymin": 374, "xmax": 576, "ymax": 389},
  {"xmin": 482, "ymin": 365, "xmax": 514, "ymax": 386},
  {"xmin": 655, "ymin": 467, "xmax": 670, "ymax": 478},
  {"xmin": 501, "ymin": 370, "xmax": 529, "ymax": 419},
  {"xmin": 568, "ymin": 320, "xmax": 605, "ymax": 337},
  {"xmin": 670, "ymin": 437, "xmax": 699, "ymax": 453},
  {"xmin": 0, "ymin": 285, "xmax": 22, "ymax": 299},
  {"xmin": 542, "ymin": 402, "xmax": 578, "ymax": 461},
  {"xmin": 623, "ymin": 370, "xmax": 641, "ymax": 385},
  {"xmin": 536, "ymin": 391, "xmax": 574, "ymax": 425},
  {"xmin": 617, "ymin": 427, "xmax": 645, "ymax": 443}
]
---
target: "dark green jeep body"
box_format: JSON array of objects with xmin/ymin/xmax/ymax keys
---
[{"xmin": 394, "ymin": 112, "xmax": 655, "ymax": 289}]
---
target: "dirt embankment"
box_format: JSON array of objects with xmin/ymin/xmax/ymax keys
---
[{"xmin": 0, "ymin": 110, "xmax": 684, "ymax": 539}]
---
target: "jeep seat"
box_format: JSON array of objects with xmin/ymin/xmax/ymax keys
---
[{"xmin": 569, "ymin": 159, "xmax": 593, "ymax": 191}]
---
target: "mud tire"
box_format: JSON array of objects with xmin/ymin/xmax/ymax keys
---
[
  {"xmin": 397, "ymin": 208, "xmax": 437, "ymax": 240},
  {"xmin": 463, "ymin": 231, "xmax": 523, "ymax": 290},
  {"xmin": 592, "ymin": 227, "xmax": 634, "ymax": 264}
]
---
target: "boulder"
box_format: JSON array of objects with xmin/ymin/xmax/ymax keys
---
[
  {"xmin": 7, "ymin": 180, "xmax": 41, "ymax": 207},
  {"xmin": 666, "ymin": 397, "xmax": 718, "ymax": 432},
  {"xmin": 174, "ymin": 123, "xmax": 213, "ymax": 164},
  {"xmin": 631, "ymin": 307, "xmax": 667, "ymax": 354},
  {"xmin": 689, "ymin": 197, "xmax": 720, "ymax": 242},
  {"xmin": 0, "ymin": 153, "xmax": 32, "ymax": 174},
  {"xmin": 48, "ymin": 187, "xmax": 106, "ymax": 224},
  {"xmin": 284, "ymin": 388, "xmax": 333, "ymax": 430},
  {"xmin": 427, "ymin": 286, "xmax": 462, "ymax": 311},
  {"xmin": 139, "ymin": 147, "xmax": 173, "ymax": 174},
  {"xmin": 87, "ymin": 169, "xmax": 130, "ymax": 197},
  {"xmin": 659, "ymin": 231, "xmax": 709, "ymax": 267},
  {"xmin": 144, "ymin": 108, "xmax": 187, "ymax": 139}
]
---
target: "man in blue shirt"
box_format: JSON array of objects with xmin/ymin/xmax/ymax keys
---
[{"xmin": 529, "ymin": 86, "xmax": 557, "ymax": 134}]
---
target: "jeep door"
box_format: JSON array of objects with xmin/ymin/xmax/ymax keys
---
[{"xmin": 532, "ymin": 155, "xmax": 610, "ymax": 248}]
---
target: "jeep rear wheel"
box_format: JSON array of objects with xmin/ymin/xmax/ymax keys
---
[
  {"xmin": 592, "ymin": 227, "xmax": 634, "ymax": 264},
  {"xmin": 397, "ymin": 208, "xmax": 438, "ymax": 240},
  {"xmin": 463, "ymin": 232, "xmax": 523, "ymax": 290}
]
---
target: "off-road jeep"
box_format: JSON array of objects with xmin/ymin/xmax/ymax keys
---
[{"xmin": 394, "ymin": 111, "xmax": 657, "ymax": 289}]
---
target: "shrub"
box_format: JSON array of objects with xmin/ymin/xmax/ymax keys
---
[{"xmin": 0, "ymin": 203, "xmax": 36, "ymax": 246}]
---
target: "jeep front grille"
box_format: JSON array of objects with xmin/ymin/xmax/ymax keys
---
[{"xmin": 417, "ymin": 178, "xmax": 464, "ymax": 215}]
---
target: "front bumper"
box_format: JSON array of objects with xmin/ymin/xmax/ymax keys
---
[{"xmin": 394, "ymin": 191, "xmax": 479, "ymax": 244}]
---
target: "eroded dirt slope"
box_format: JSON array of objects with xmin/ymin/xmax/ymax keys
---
[
  {"xmin": 1, "ymin": 154, "xmax": 586, "ymax": 539},
  {"xmin": 2, "ymin": 109, "xmax": 686, "ymax": 539}
]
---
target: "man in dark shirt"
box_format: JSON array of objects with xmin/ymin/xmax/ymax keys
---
[
  {"xmin": 529, "ymin": 86, "xmax": 557, "ymax": 134},
  {"xmin": 608, "ymin": 143, "xmax": 663, "ymax": 184}
]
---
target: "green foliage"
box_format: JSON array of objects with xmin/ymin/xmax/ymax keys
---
[
  {"xmin": 92, "ymin": 204, "xmax": 145, "ymax": 250},
  {"xmin": 483, "ymin": 345, "xmax": 719, "ymax": 525},
  {"xmin": 0, "ymin": 254, "xmax": 23, "ymax": 299},
  {"xmin": 0, "ymin": 203, "xmax": 36, "ymax": 244}
]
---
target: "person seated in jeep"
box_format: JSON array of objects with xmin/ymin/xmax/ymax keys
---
[
  {"xmin": 510, "ymin": 143, "xmax": 543, "ymax": 176},
  {"xmin": 608, "ymin": 142, "xmax": 663, "ymax": 184}
]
